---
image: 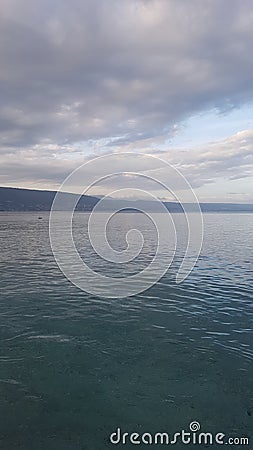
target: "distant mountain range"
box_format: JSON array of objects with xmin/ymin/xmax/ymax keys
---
[{"xmin": 0, "ymin": 186, "xmax": 253, "ymax": 213}]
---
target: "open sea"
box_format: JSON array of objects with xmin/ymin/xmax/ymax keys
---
[{"xmin": 0, "ymin": 212, "xmax": 252, "ymax": 449}]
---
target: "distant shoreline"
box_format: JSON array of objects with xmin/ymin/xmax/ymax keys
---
[
  {"xmin": 0, "ymin": 186, "xmax": 253, "ymax": 213},
  {"xmin": 1, "ymin": 211, "xmax": 253, "ymax": 215}
]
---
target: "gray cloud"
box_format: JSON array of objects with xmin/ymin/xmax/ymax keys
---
[
  {"xmin": 1, "ymin": 0, "xmax": 253, "ymax": 148},
  {"xmin": 1, "ymin": 0, "xmax": 253, "ymax": 200}
]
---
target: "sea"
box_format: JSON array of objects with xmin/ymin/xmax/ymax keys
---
[{"xmin": 0, "ymin": 212, "xmax": 252, "ymax": 449}]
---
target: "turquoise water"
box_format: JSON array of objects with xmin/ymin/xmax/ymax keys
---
[{"xmin": 0, "ymin": 212, "xmax": 252, "ymax": 449}]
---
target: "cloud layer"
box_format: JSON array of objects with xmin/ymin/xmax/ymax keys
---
[{"xmin": 1, "ymin": 0, "xmax": 253, "ymax": 199}]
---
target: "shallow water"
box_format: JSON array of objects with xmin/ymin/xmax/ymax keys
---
[{"xmin": 0, "ymin": 212, "xmax": 252, "ymax": 449}]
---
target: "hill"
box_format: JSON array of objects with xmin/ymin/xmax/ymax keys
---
[{"xmin": 0, "ymin": 187, "xmax": 252, "ymax": 213}]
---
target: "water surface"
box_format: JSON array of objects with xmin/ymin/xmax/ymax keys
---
[{"xmin": 0, "ymin": 212, "xmax": 252, "ymax": 449}]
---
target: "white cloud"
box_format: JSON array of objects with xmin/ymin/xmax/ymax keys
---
[{"xmin": 1, "ymin": 129, "xmax": 253, "ymax": 202}]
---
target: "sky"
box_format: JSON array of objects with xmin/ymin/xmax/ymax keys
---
[{"xmin": 0, "ymin": 0, "xmax": 253, "ymax": 202}]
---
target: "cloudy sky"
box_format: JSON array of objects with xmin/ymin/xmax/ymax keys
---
[{"xmin": 1, "ymin": 0, "xmax": 253, "ymax": 202}]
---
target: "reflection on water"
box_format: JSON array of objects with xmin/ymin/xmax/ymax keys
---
[{"xmin": 0, "ymin": 212, "xmax": 252, "ymax": 449}]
